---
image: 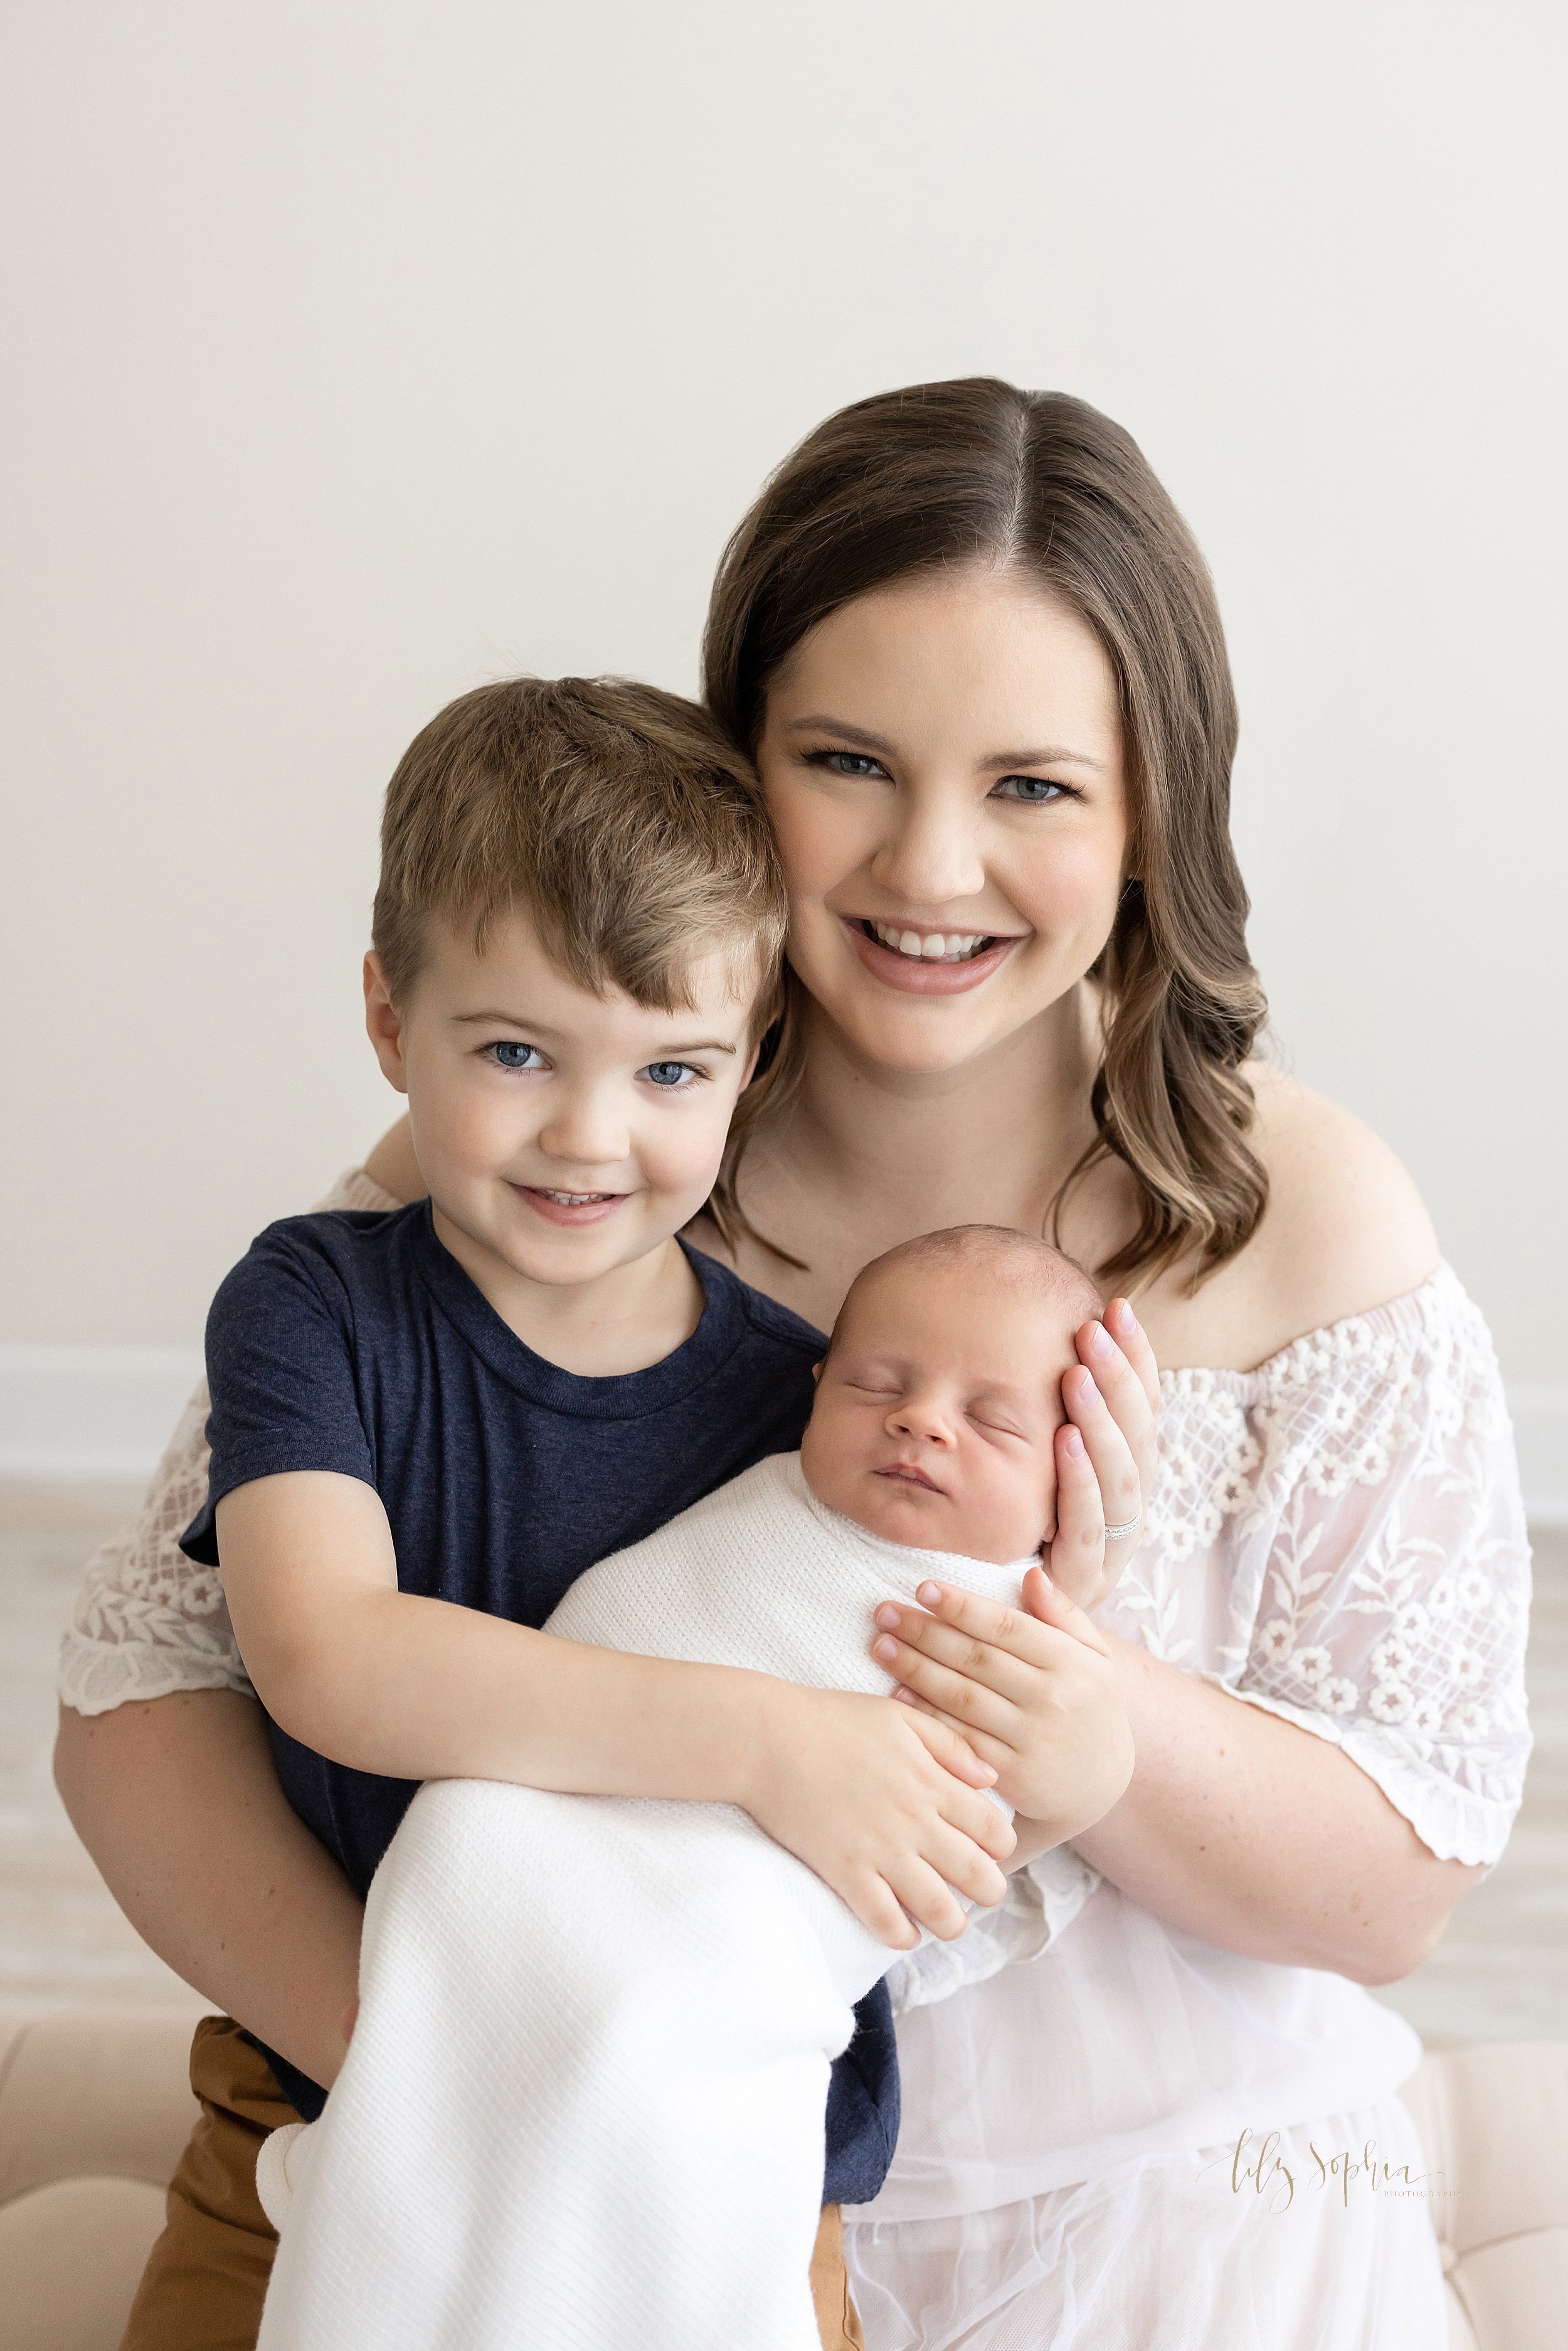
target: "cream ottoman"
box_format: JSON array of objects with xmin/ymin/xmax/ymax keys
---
[{"xmin": 2, "ymin": 2009, "xmax": 1565, "ymax": 2349}]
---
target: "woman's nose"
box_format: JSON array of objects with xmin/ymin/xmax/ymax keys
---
[{"xmin": 871, "ymin": 789, "xmax": 987, "ymax": 910}]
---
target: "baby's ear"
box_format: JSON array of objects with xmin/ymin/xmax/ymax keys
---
[{"xmin": 811, "ymin": 1360, "xmax": 822, "ymax": 1382}]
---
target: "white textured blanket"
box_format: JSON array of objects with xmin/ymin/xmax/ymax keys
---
[{"xmin": 254, "ymin": 1451, "xmax": 1094, "ymax": 2351}]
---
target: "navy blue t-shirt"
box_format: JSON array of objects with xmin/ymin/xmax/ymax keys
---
[{"xmin": 181, "ymin": 1201, "xmax": 898, "ymax": 2203}]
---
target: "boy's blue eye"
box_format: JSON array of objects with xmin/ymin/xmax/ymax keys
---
[
  {"xmin": 643, "ymin": 1060, "xmax": 697, "ymax": 1089},
  {"xmin": 486, "ymin": 1041, "xmax": 545, "ymax": 1071}
]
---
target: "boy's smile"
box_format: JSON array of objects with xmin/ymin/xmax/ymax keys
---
[{"xmin": 363, "ymin": 905, "xmax": 761, "ymax": 1373}]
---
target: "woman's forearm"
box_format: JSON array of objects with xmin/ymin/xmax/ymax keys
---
[
  {"xmin": 54, "ymin": 1690, "xmax": 364, "ymax": 2087},
  {"xmin": 1071, "ymin": 1636, "xmax": 1483, "ymax": 1982}
]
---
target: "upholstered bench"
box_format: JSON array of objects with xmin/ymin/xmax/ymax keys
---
[{"xmin": 2, "ymin": 2008, "xmax": 1564, "ymax": 2349}]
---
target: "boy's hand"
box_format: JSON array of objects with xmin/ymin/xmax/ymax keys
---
[
  {"xmin": 870, "ymin": 1572, "xmax": 1134, "ymax": 1840},
  {"xmin": 739, "ymin": 1687, "xmax": 1015, "ymax": 1950}
]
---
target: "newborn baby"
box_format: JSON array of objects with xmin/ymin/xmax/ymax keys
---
[{"xmin": 256, "ymin": 1227, "xmax": 1104, "ymax": 2351}]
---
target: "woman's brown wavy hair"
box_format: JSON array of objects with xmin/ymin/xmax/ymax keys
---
[{"xmin": 701, "ymin": 376, "xmax": 1268, "ymax": 1292}]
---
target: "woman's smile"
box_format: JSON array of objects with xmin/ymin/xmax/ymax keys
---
[{"xmin": 840, "ymin": 913, "xmax": 1025, "ymax": 995}]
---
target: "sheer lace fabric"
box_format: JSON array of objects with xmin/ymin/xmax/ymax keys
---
[
  {"xmin": 1120, "ymin": 1259, "xmax": 1530, "ymax": 1870},
  {"xmin": 58, "ymin": 1206, "xmax": 1527, "ymax": 2346},
  {"xmin": 56, "ymin": 1172, "xmax": 400, "ymax": 1717},
  {"xmin": 842, "ymin": 1265, "xmax": 1528, "ymax": 2345},
  {"xmin": 61, "ymin": 1235, "xmax": 1530, "ymax": 1851}
]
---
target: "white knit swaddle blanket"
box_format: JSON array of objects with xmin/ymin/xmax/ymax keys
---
[{"xmin": 254, "ymin": 1451, "xmax": 1096, "ymax": 2351}]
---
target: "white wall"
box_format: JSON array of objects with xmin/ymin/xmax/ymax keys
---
[{"xmin": 3, "ymin": 4, "xmax": 1564, "ymax": 1411}]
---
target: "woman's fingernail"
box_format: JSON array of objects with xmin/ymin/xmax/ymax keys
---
[
  {"xmin": 873, "ymin": 1636, "xmax": 899, "ymax": 1664},
  {"xmin": 918, "ymin": 1581, "xmax": 942, "ymax": 1607},
  {"xmin": 1063, "ymin": 1426, "xmax": 1086, "ymax": 1460},
  {"xmin": 875, "ymin": 1605, "xmax": 900, "ymax": 1630},
  {"xmin": 1088, "ymin": 1320, "xmax": 1113, "ymax": 1360},
  {"xmin": 894, "ymin": 1685, "xmax": 917, "ymax": 1705},
  {"xmin": 1078, "ymin": 1370, "xmax": 1100, "ymax": 1404}
]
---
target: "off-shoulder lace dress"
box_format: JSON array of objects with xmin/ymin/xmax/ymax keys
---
[
  {"xmin": 59, "ymin": 1187, "xmax": 1531, "ymax": 2351},
  {"xmin": 844, "ymin": 1258, "xmax": 1532, "ymax": 2351}
]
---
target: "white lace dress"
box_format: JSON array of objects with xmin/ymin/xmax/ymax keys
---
[
  {"xmin": 845, "ymin": 1261, "xmax": 1532, "ymax": 2351},
  {"xmin": 58, "ymin": 1182, "xmax": 1532, "ymax": 2351}
]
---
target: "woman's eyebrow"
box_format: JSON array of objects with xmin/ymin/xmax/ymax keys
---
[
  {"xmin": 785, "ymin": 715, "xmax": 895, "ymax": 751},
  {"xmin": 784, "ymin": 715, "xmax": 1104, "ymax": 773},
  {"xmin": 980, "ymin": 746, "xmax": 1105, "ymax": 773}
]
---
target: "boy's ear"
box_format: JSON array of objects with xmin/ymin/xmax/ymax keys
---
[{"xmin": 364, "ymin": 953, "xmax": 410, "ymax": 1095}]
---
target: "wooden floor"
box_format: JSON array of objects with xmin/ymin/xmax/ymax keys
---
[{"xmin": 1, "ymin": 1482, "xmax": 1564, "ymax": 2042}]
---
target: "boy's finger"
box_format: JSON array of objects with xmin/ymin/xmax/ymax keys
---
[
  {"xmin": 898, "ymin": 1704, "xmax": 999, "ymax": 1786},
  {"xmin": 1020, "ymin": 1562, "xmax": 1113, "ymax": 1658},
  {"xmin": 881, "ymin": 1637, "xmax": 1025, "ymax": 1738},
  {"xmin": 855, "ymin": 1881, "xmax": 923, "ymax": 1951},
  {"xmin": 896, "ymin": 1687, "xmax": 1012, "ymax": 1775},
  {"xmin": 887, "ymin": 1859, "xmax": 972, "ymax": 1943},
  {"xmin": 877, "ymin": 1581, "xmax": 1058, "ymax": 1670}
]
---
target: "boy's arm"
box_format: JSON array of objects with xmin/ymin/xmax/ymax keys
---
[{"xmin": 218, "ymin": 1470, "xmax": 1017, "ymax": 1948}]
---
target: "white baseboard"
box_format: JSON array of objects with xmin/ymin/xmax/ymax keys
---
[{"xmin": 2, "ymin": 1343, "xmax": 1566, "ymax": 1526}]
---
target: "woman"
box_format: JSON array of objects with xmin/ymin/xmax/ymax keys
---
[{"xmin": 57, "ymin": 379, "xmax": 1528, "ymax": 2348}]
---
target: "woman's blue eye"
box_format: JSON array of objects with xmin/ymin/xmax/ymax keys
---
[
  {"xmin": 486, "ymin": 1041, "xmax": 545, "ymax": 1071},
  {"xmin": 813, "ymin": 750, "xmax": 889, "ymax": 780},
  {"xmin": 644, "ymin": 1060, "xmax": 697, "ymax": 1089},
  {"xmin": 992, "ymin": 775, "xmax": 1067, "ymax": 804}
]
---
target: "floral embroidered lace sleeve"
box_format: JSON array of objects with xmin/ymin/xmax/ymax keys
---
[
  {"xmin": 56, "ymin": 1170, "xmax": 401, "ymax": 1718},
  {"xmin": 1105, "ymin": 1261, "xmax": 1532, "ymax": 1867},
  {"xmin": 61, "ymin": 1231, "xmax": 1532, "ymax": 1876}
]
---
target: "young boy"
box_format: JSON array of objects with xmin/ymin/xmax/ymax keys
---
[
  {"xmin": 179, "ymin": 676, "xmax": 1017, "ymax": 2345},
  {"xmin": 251, "ymin": 1226, "xmax": 1116, "ymax": 2351}
]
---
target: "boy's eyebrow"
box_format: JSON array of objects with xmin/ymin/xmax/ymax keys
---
[
  {"xmin": 785, "ymin": 714, "xmax": 1103, "ymax": 772},
  {"xmin": 451, "ymin": 1011, "xmax": 737, "ymax": 1054}
]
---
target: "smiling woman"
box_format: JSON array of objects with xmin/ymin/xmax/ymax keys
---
[{"xmin": 704, "ymin": 382, "xmax": 1267, "ymax": 1293}]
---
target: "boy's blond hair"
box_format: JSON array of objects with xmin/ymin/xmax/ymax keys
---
[{"xmin": 371, "ymin": 676, "xmax": 787, "ymax": 1033}]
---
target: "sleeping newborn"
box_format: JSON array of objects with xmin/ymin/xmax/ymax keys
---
[{"xmin": 256, "ymin": 1226, "xmax": 1104, "ymax": 2351}]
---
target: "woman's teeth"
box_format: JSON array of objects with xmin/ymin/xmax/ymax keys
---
[{"xmin": 867, "ymin": 921, "xmax": 991, "ymax": 963}]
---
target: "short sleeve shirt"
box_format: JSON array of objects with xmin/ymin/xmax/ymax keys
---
[{"xmin": 181, "ymin": 1202, "xmax": 898, "ymax": 2201}]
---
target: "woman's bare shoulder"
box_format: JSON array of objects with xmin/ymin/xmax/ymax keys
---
[{"xmin": 1142, "ymin": 1067, "xmax": 1439, "ymax": 1371}]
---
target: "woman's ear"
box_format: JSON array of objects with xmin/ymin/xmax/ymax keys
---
[{"xmin": 363, "ymin": 953, "xmax": 410, "ymax": 1095}]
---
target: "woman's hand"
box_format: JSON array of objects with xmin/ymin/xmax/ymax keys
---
[
  {"xmin": 738, "ymin": 1684, "xmax": 1016, "ymax": 1950},
  {"xmin": 871, "ymin": 1574, "xmax": 1135, "ymax": 1840},
  {"xmin": 1047, "ymin": 1297, "xmax": 1160, "ymax": 1612}
]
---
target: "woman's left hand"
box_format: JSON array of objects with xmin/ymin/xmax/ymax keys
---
[
  {"xmin": 1046, "ymin": 1297, "xmax": 1160, "ymax": 1613},
  {"xmin": 871, "ymin": 1573, "xmax": 1135, "ymax": 1837}
]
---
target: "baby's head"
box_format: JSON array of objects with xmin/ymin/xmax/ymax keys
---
[{"xmin": 800, "ymin": 1227, "xmax": 1103, "ymax": 1564}]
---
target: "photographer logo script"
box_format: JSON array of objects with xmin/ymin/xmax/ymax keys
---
[{"xmin": 1200, "ymin": 2129, "xmax": 1450, "ymax": 2216}]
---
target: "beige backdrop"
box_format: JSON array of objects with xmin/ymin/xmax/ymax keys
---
[{"xmin": 3, "ymin": 5, "xmax": 1564, "ymax": 1437}]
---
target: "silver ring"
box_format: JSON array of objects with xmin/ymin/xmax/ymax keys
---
[{"xmin": 1103, "ymin": 1510, "xmax": 1143, "ymax": 1542}]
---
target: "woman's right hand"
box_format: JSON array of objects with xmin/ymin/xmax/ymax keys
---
[
  {"xmin": 1047, "ymin": 1297, "xmax": 1161, "ymax": 1613},
  {"xmin": 736, "ymin": 1683, "xmax": 1014, "ymax": 1949}
]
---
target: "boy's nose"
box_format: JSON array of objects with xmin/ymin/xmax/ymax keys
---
[{"xmin": 536, "ymin": 1092, "xmax": 630, "ymax": 1169}]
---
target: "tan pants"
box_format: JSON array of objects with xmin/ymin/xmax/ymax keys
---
[{"xmin": 121, "ymin": 2016, "xmax": 865, "ymax": 2350}]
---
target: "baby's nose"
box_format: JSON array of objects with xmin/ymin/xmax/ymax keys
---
[{"xmin": 887, "ymin": 1393, "xmax": 952, "ymax": 1441}]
